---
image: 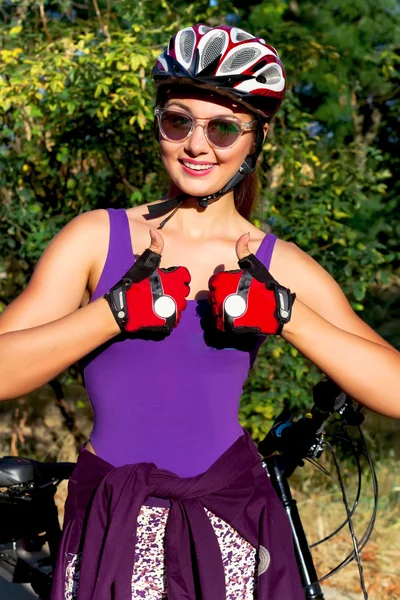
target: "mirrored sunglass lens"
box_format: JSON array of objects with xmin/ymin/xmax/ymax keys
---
[
  {"xmin": 207, "ymin": 120, "xmax": 241, "ymax": 147},
  {"xmin": 160, "ymin": 112, "xmax": 192, "ymax": 141}
]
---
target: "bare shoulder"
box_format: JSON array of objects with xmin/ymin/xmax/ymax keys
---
[
  {"xmin": 271, "ymin": 239, "xmax": 394, "ymax": 349},
  {"xmin": 32, "ymin": 209, "xmax": 109, "ymax": 285},
  {"xmin": 28, "ymin": 208, "xmax": 110, "ymax": 297},
  {"xmin": 42, "ymin": 209, "xmax": 110, "ymax": 280},
  {"xmin": 270, "ymin": 239, "xmax": 322, "ymax": 278},
  {"xmin": 45, "ymin": 208, "xmax": 109, "ymax": 247},
  {"xmin": 0, "ymin": 209, "xmax": 109, "ymax": 334},
  {"xmin": 270, "ymin": 238, "xmax": 350, "ymax": 309}
]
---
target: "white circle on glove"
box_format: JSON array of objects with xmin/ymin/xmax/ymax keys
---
[
  {"xmin": 154, "ymin": 295, "xmax": 176, "ymax": 318},
  {"xmin": 224, "ymin": 294, "xmax": 246, "ymax": 318}
]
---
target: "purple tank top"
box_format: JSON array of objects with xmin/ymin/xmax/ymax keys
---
[{"xmin": 84, "ymin": 208, "xmax": 277, "ymax": 477}]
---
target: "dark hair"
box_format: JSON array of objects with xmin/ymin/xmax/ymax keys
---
[{"xmin": 234, "ymin": 171, "xmax": 259, "ymax": 220}]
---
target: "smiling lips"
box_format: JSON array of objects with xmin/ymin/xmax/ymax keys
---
[{"xmin": 180, "ymin": 159, "xmax": 217, "ymax": 176}]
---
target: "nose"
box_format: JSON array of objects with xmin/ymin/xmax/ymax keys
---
[{"xmin": 185, "ymin": 123, "xmax": 210, "ymax": 155}]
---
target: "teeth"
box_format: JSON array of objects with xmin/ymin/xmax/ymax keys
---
[{"xmin": 182, "ymin": 160, "xmax": 214, "ymax": 171}]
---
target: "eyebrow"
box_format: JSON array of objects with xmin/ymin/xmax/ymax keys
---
[
  {"xmin": 164, "ymin": 102, "xmax": 247, "ymax": 121},
  {"xmin": 165, "ymin": 101, "xmax": 195, "ymax": 113}
]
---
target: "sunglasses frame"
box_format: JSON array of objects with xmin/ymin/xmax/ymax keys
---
[{"xmin": 154, "ymin": 107, "xmax": 258, "ymax": 149}]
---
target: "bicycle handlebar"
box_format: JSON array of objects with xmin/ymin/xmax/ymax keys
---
[{"xmin": 258, "ymin": 380, "xmax": 364, "ymax": 477}]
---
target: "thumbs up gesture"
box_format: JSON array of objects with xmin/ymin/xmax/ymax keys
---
[
  {"xmin": 104, "ymin": 229, "xmax": 191, "ymax": 333},
  {"xmin": 208, "ymin": 233, "xmax": 295, "ymax": 336}
]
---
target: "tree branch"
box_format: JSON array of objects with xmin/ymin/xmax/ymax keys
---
[
  {"xmin": 106, "ymin": 0, "xmax": 111, "ymax": 27},
  {"xmin": 71, "ymin": 1, "xmax": 90, "ymax": 9},
  {"xmin": 92, "ymin": 0, "xmax": 111, "ymax": 42},
  {"xmin": 364, "ymin": 109, "xmax": 382, "ymax": 146},
  {"xmin": 48, "ymin": 378, "xmax": 86, "ymax": 444},
  {"xmin": 0, "ymin": 6, "xmax": 10, "ymax": 22},
  {"xmin": 10, "ymin": 408, "xmax": 26, "ymax": 456},
  {"xmin": 38, "ymin": 0, "xmax": 52, "ymax": 43},
  {"xmin": 101, "ymin": 141, "xmax": 135, "ymax": 193}
]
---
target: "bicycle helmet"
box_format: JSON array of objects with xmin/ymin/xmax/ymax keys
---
[{"xmin": 148, "ymin": 24, "xmax": 286, "ymax": 227}]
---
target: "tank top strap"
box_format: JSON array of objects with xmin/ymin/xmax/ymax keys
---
[
  {"xmin": 90, "ymin": 208, "xmax": 134, "ymax": 302},
  {"xmin": 107, "ymin": 208, "xmax": 134, "ymax": 262},
  {"xmin": 256, "ymin": 233, "xmax": 277, "ymax": 270}
]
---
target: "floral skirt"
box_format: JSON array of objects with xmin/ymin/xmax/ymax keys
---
[{"xmin": 65, "ymin": 504, "xmax": 259, "ymax": 600}]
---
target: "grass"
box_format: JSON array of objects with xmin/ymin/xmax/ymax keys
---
[{"xmin": 291, "ymin": 450, "xmax": 400, "ymax": 599}]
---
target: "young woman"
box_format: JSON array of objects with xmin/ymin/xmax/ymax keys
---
[{"xmin": 0, "ymin": 24, "xmax": 399, "ymax": 600}]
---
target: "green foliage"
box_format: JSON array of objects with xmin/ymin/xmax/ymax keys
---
[
  {"xmin": 0, "ymin": 0, "xmax": 398, "ymax": 442},
  {"xmin": 238, "ymin": 0, "xmax": 400, "ymax": 439},
  {"xmin": 0, "ymin": 0, "xmax": 217, "ymax": 293}
]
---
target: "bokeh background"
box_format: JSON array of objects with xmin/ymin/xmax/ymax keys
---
[{"xmin": 0, "ymin": 1, "xmax": 399, "ymax": 597}]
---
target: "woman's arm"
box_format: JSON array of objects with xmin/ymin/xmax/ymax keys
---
[
  {"xmin": 272, "ymin": 241, "xmax": 400, "ymax": 417},
  {"xmin": 282, "ymin": 300, "xmax": 400, "ymax": 418},
  {"xmin": 0, "ymin": 210, "xmax": 120, "ymax": 401},
  {"xmin": 0, "ymin": 298, "xmax": 119, "ymax": 401}
]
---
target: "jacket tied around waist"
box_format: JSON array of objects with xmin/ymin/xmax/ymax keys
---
[{"xmin": 50, "ymin": 429, "xmax": 304, "ymax": 600}]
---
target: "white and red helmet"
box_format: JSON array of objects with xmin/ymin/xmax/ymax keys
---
[{"xmin": 152, "ymin": 24, "xmax": 286, "ymax": 121}]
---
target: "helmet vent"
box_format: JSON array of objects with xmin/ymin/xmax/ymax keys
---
[
  {"xmin": 231, "ymin": 28, "xmax": 255, "ymax": 43},
  {"xmin": 201, "ymin": 32, "xmax": 226, "ymax": 70},
  {"xmin": 220, "ymin": 48, "xmax": 262, "ymax": 73},
  {"xmin": 180, "ymin": 29, "xmax": 195, "ymax": 64},
  {"xmin": 236, "ymin": 32, "xmax": 254, "ymax": 41},
  {"xmin": 199, "ymin": 25, "xmax": 212, "ymax": 35},
  {"xmin": 259, "ymin": 65, "xmax": 281, "ymax": 85}
]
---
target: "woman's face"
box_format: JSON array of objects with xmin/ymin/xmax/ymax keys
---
[{"xmin": 157, "ymin": 90, "xmax": 264, "ymax": 199}]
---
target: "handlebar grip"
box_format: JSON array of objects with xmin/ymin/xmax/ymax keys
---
[
  {"xmin": 258, "ymin": 416, "xmax": 322, "ymax": 459},
  {"xmin": 312, "ymin": 379, "xmax": 346, "ymax": 414}
]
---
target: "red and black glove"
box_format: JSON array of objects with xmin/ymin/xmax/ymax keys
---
[
  {"xmin": 104, "ymin": 249, "xmax": 191, "ymax": 333},
  {"xmin": 208, "ymin": 253, "xmax": 295, "ymax": 335}
]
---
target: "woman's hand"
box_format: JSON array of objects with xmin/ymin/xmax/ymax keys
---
[
  {"xmin": 208, "ymin": 233, "xmax": 295, "ymax": 335},
  {"xmin": 104, "ymin": 229, "xmax": 191, "ymax": 333}
]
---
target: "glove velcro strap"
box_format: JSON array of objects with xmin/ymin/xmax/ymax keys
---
[
  {"xmin": 272, "ymin": 286, "xmax": 296, "ymax": 334},
  {"xmin": 223, "ymin": 270, "xmax": 252, "ymax": 330},
  {"xmin": 104, "ymin": 250, "xmax": 163, "ymax": 331},
  {"xmin": 104, "ymin": 281, "xmax": 129, "ymax": 331},
  {"xmin": 238, "ymin": 253, "xmax": 277, "ymax": 286},
  {"xmin": 124, "ymin": 249, "xmax": 161, "ymax": 284},
  {"xmin": 238, "ymin": 253, "xmax": 295, "ymax": 333},
  {"xmin": 222, "ymin": 265, "xmax": 296, "ymax": 335},
  {"xmin": 148, "ymin": 271, "xmax": 177, "ymax": 329}
]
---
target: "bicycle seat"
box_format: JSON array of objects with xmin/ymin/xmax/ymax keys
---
[{"xmin": 0, "ymin": 456, "xmax": 75, "ymax": 487}]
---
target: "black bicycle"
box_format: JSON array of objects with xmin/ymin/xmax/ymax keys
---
[
  {"xmin": 0, "ymin": 456, "xmax": 74, "ymax": 599},
  {"xmin": 0, "ymin": 379, "xmax": 376, "ymax": 599},
  {"xmin": 259, "ymin": 379, "xmax": 376, "ymax": 600}
]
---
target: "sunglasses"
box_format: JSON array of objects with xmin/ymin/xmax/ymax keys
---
[{"xmin": 154, "ymin": 107, "xmax": 258, "ymax": 149}]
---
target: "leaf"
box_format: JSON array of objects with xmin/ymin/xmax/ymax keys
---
[
  {"xmin": 333, "ymin": 208, "xmax": 350, "ymax": 219},
  {"xmin": 116, "ymin": 61, "xmax": 129, "ymax": 71},
  {"xmin": 350, "ymin": 302, "xmax": 364, "ymax": 312},
  {"xmin": 333, "ymin": 187, "xmax": 344, "ymax": 196},
  {"xmin": 137, "ymin": 112, "xmax": 147, "ymax": 129},
  {"xmin": 353, "ymin": 281, "xmax": 367, "ymax": 301},
  {"xmin": 9, "ymin": 26, "xmax": 23, "ymax": 36},
  {"xmin": 130, "ymin": 190, "xmax": 143, "ymax": 203}
]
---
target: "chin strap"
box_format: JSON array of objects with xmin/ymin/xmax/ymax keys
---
[{"xmin": 147, "ymin": 118, "xmax": 264, "ymax": 229}]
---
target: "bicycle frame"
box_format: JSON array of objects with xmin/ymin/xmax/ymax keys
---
[{"xmin": 265, "ymin": 454, "xmax": 325, "ymax": 599}]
